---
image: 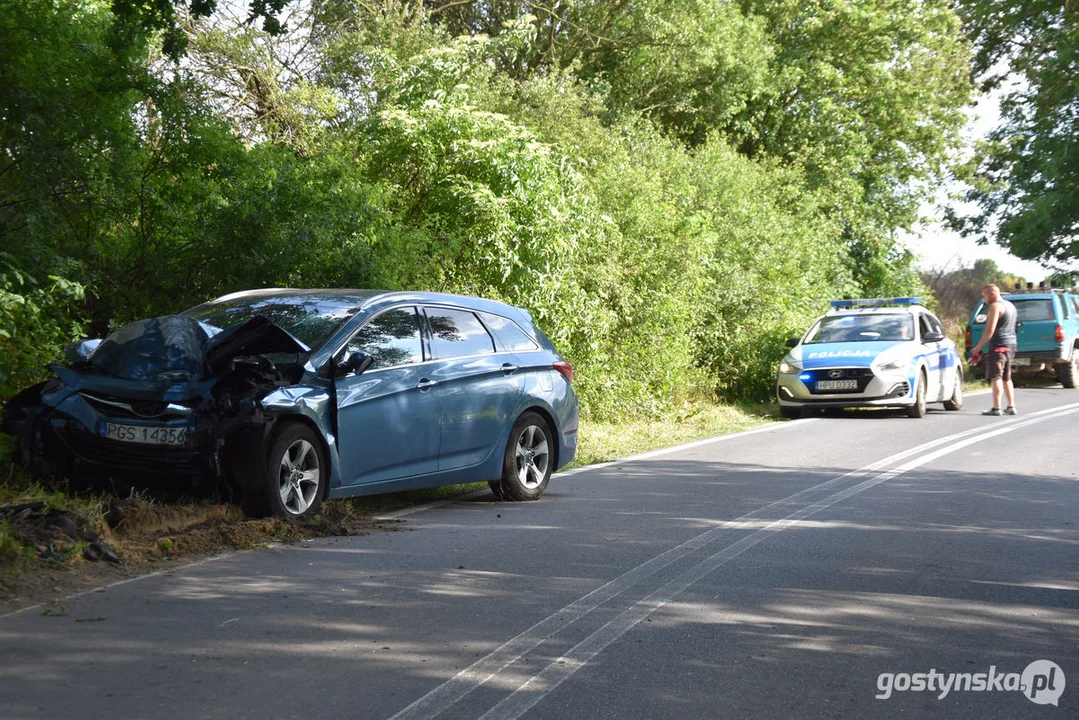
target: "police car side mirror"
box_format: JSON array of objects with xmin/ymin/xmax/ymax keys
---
[
  {"xmin": 922, "ymin": 331, "xmax": 946, "ymax": 343},
  {"xmin": 786, "ymin": 338, "xmax": 799, "ymax": 348}
]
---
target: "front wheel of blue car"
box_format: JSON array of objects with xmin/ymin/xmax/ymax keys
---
[
  {"xmin": 258, "ymin": 422, "xmax": 327, "ymax": 519},
  {"xmin": 490, "ymin": 412, "xmax": 553, "ymax": 502}
]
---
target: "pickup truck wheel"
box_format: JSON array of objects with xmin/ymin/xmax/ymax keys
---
[
  {"xmin": 1058, "ymin": 351, "xmax": 1078, "ymax": 389},
  {"xmin": 943, "ymin": 369, "xmax": 963, "ymax": 411}
]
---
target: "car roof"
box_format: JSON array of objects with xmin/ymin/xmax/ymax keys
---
[
  {"xmin": 211, "ymin": 288, "xmax": 384, "ymax": 305},
  {"xmin": 824, "ymin": 305, "xmax": 927, "ymax": 317},
  {"xmin": 1002, "ymin": 292, "xmax": 1071, "ymax": 300},
  {"xmin": 207, "ymin": 288, "xmax": 533, "ymax": 323}
]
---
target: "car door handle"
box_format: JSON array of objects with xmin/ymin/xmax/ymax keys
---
[
  {"xmin": 417, "ymin": 378, "xmax": 439, "ymax": 390},
  {"xmin": 500, "ymin": 363, "xmax": 519, "ymax": 375}
]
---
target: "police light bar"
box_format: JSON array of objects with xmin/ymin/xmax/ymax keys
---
[{"xmin": 829, "ymin": 297, "xmax": 922, "ymax": 308}]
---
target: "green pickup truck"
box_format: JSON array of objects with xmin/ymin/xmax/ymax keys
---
[{"xmin": 966, "ymin": 289, "xmax": 1079, "ymax": 388}]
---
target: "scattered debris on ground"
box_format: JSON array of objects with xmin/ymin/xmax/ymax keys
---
[{"xmin": 0, "ymin": 495, "xmax": 409, "ymax": 614}]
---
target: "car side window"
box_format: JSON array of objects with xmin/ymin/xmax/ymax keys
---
[
  {"xmin": 425, "ymin": 307, "xmax": 495, "ymax": 359},
  {"xmin": 1059, "ymin": 295, "xmax": 1071, "ymax": 320},
  {"xmin": 478, "ymin": 311, "xmax": 540, "ymax": 352},
  {"xmin": 928, "ymin": 314, "xmax": 945, "ymax": 334},
  {"xmin": 918, "ymin": 314, "xmax": 933, "ymax": 339},
  {"xmin": 1071, "ymin": 296, "xmax": 1079, "ymax": 315},
  {"xmin": 344, "ymin": 307, "xmax": 423, "ymax": 370}
]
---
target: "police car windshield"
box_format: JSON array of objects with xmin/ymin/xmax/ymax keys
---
[{"xmin": 806, "ymin": 314, "xmax": 914, "ymax": 344}]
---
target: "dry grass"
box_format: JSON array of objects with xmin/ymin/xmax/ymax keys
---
[{"xmin": 568, "ymin": 403, "xmax": 773, "ymax": 468}]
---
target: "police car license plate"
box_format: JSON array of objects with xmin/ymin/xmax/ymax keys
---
[
  {"xmin": 816, "ymin": 380, "xmax": 858, "ymax": 391},
  {"xmin": 103, "ymin": 423, "xmax": 187, "ymax": 446}
]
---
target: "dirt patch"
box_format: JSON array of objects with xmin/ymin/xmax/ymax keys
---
[{"xmin": 0, "ymin": 498, "xmax": 408, "ymax": 615}]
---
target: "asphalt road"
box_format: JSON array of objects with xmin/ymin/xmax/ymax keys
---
[{"xmin": 2, "ymin": 388, "xmax": 1077, "ymax": 719}]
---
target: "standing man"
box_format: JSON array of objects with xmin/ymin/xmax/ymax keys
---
[{"xmin": 971, "ymin": 284, "xmax": 1018, "ymax": 416}]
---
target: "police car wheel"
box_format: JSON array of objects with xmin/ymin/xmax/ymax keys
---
[
  {"xmin": 906, "ymin": 372, "xmax": 927, "ymax": 418},
  {"xmin": 943, "ymin": 369, "xmax": 963, "ymax": 411}
]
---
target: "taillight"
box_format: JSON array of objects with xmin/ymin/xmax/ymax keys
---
[
  {"xmin": 1056, "ymin": 325, "xmax": 1064, "ymax": 343},
  {"xmin": 553, "ymin": 361, "xmax": 574, "ymax": 383},
  {"xmin": 965, "ymin": 327, "xmax": 971, "ymax": 351}
]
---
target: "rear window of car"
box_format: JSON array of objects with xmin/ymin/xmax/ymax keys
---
[
  {"xmin": 1011, "ymin": 298, "xmax": 1055, "ymax": 322},
  {"xmin": 478, "ymin": 312, "xmax": 540, "ymax": 352}
]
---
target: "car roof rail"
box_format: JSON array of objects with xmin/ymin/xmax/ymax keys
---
[{"xmin": 1005, "ymin": 281, "xmax": 1072, "ymax": 295}]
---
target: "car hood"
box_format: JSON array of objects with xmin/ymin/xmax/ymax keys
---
[
  {"xmin": 795, "ymin": 341, "xmax": 908, "ymax": 369},
  {"xmin": 88, "ymin": 315, "xmax": 308, "ymax": 382}
]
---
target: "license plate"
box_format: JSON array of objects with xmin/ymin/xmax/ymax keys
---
[
  {"xmin": 816, "ymin": 379, "xmax": 858, "ymax": 391},
  {"xmin": 1012, "ymin": 356, "xmax": 1031, "ymax": 366},
  {"xmin": 103, "ymin": 423, "xmax": 187, "ymax": 446}
]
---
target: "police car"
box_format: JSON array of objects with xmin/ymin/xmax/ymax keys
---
[{"xmin": 776, "ymin": 298, "xmax": 963, "ymax": 418}]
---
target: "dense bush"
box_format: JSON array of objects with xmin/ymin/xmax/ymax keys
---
[
  {"xmin": 0, "ymin": 255, "xmax": 85, "ymax": 400},
  {"xmin": 0, "ymin": 0, "xmax": 971, "ymax": 418}
]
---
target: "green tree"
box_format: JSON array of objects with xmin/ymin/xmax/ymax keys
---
[
  {"xmin": 952, "ymin": 0, "xmax": 1079, "ymax": 266},
  {"xmin": 725, "ymin": 0, "xmax": 972, "ymax": 294}
]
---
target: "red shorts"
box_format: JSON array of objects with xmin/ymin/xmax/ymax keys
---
[{"xmin": 985, "ymin": 345, "xmax": 1015, "ymax": 381}]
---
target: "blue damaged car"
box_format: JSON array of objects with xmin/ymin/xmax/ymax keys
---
[{"xmin": 1, "ymin": 289, "xmax": 579, "ymax": 518}]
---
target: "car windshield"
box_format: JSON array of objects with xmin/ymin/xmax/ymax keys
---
[
  {"xmin": 805, "ymin": 314, "xmax": 914, "ymax": 343},
  {"xmin": 184, "ymin": 295, "xmax": 363, "ymax": 350}
]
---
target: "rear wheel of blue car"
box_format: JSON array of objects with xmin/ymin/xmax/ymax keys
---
[
  {"xmin": 259, "ymin": 422, "xmax": 327, "ymax": 519},
  {"xmin": 490, "ymin": 412, "xmax": 552, "ymax": 501}
]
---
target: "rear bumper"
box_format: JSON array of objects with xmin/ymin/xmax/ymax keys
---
[{"xmin": 1011, "ymin": 349, "xmax": 1071, "ymax": 373}]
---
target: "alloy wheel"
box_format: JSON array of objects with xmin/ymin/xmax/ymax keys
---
[
  {"xmin": 278, "ymin": 439, "xmax": 320, "ymax": 515},
  {"xmin": 514, "ymin": 425, "xmax": 550, "ymax": 489}
]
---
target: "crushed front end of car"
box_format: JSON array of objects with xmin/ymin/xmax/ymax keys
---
[{"xmin": 1, "ymin": 314, "xmax": 315, "ymax": 501}]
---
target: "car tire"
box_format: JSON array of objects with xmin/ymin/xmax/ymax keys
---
[
  {"xmin": 907, "ymin": 371, "xmax": 927, "ymax": 418},
  {"xmin": 779, "ymin": 406, "xmax": 801, "ymax": 419},
  {"xmin": 255, "ymin": 422, "xmax": 327, "ymax": 519},
  {"xmin": 1058, "ymin": 350, "xmax": 1078, "ymax": 389},
  {"xmin": 943, "ymin": 368, "xmax": 963, "ymax": 411},
  {"xmin": 489, "ymin": 412, "xmax": 553, "ymax": 501}
]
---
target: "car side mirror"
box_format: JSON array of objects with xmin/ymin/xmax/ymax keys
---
[
  {"xmin": 922, "ymin": 331, "xmax": 945, "ymax": 343},
  {"xmin": 341, "ymin": 352, "xmax": 373, "ymax": 377},
  {"xmin": 786, "ymin": 338, "xmax": 799, "ymax": 348}
]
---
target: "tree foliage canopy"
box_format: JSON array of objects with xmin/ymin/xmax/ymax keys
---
[
  {"xmin": 1, "ymin": 0, "xmax": 973, "ymax": 411},
  {"xmin": 953, "ymin": 0, "xmax": 1079, "ymax": 266}
]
